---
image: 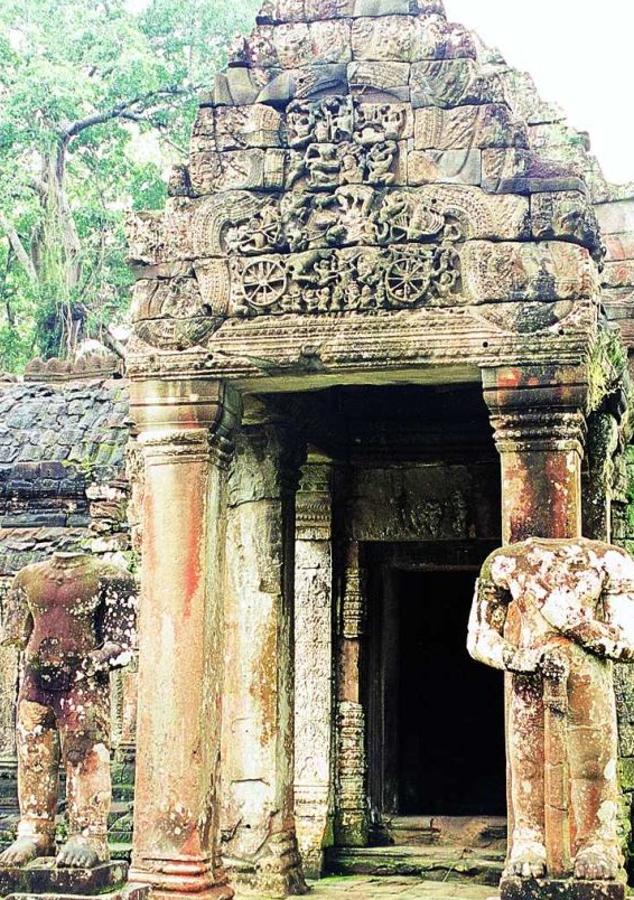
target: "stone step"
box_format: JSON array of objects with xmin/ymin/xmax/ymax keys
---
[
  {"xmin": 389, "ymin": 817, "xmax": 507, "ymax": 851},
  {"xmin": 326, "ymin": 845, "xmax": 505, "ymax": 887}
]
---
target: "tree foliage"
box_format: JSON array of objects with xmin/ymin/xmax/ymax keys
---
[{"xmin": 0, "ymin": 0, "xmax": 259, "ymax": 370}]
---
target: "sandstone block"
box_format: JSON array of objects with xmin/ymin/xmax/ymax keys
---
[
  {"xmin": 595, "ymin": 200, "xmax": 634, "ymax": 236},
  {"xmin": 210, "ymin": 105, "xmax": 285, "ymax": 151},
  {"xmin": 500, "ymin": 876, "xmax": 624, "ymax": 900},
  {"xmin": 482, "ymin": 148, "xmax": 586, "ymax": 195},
  {"xmin": 189, "ymin": 148, "xmax": 287, "ymax": 194},
  {"xmin": 414, "ymin": 104, "xmax": 528, "ymax": 150},
  {"xmin": 411, "ymin": 59, "xmax": 504, "ymax": 108},
  {"xmin": 407, "ymin": 149, "xmax": 481, "ymax": 186},
  {"xmin": 309, "ymin": 19, "xmax": 352, "ymax": 63},
  {"xmin": 212, "ymin": 66, "xmax": 276, "ymax": 107},
  {"xmin": 605, "ymin": 234, "xmax": 634, "ymax": 262},
  {"xmin": 351, "ymin": 15, "xmax": 474, "ymax": 63},
  {"xmin": 603, "ymin": 260, "xmax": 634, "ymax": 289},
  {"xmin": 531, "ymin": 192, "xmax": 602, "ymax": 261},
  {"xmin": 348, "ymin": 61, "xmax": 411, "ymax": 101}
]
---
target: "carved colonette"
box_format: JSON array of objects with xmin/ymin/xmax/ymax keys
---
[
  {"xmin": 128, "ymin": 378, "xmax": 240, "ymax": 900},
  {"xmin": 334, "ymin": 541, "xmax": 369, "ymax": 848}
]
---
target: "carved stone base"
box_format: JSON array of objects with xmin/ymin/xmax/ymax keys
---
[
  {"xmin": 499, "ymin": 876, "xmax": 626, "ymax": 900},
  {"xmin": 0, "ymin": 860, "xmax": 128, "ymax": 897}
]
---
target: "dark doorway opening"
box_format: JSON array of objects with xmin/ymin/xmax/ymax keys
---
[
  {"xmin": 396, "ymin": 569, "xmax": 506, "ymax": 816},
  {"xmin": 364, "ymin": 559, "xmax": 506, "ymax": 821}
]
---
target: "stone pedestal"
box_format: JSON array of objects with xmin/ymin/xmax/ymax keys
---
[
  {"xmin": 221, "ymin": 422, "xmax": 306, "ymax": 897},
  {"xmin": 499, "ymin": 875, "xmax": 625, "ymax": 900},
  {"xmin": 128, "ymin": 377, "xmax": 239, "ymax": 900},
  {"xmin": 0, "ymin": 859, "xmax": 148, "ymax": 900}
]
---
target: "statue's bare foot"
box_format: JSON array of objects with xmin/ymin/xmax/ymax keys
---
[
  {"xmin": 56, "ymin": 836, "xmax": 108, "ymax": 869},
  {"xmin": 0, "ymin": 835, "xmax": 54, "ymax": 867},
  {"xmin": 575, "ymin": 844, "xmax": 620, "ymax": 881},
  {"xmin": 504, "ymin": 838, "xmax": 547, "ymax": 879}
]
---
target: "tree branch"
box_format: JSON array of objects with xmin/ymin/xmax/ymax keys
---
[
  {"xmin": 61, "ymin": 84, "xmax": 199, "ymax": 143},
  {"xmin": 0, "ymin": 213, "xmax": 38, "ymax": 284}
]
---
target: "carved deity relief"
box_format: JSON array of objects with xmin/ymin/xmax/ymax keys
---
[
  {"xmin": 468, "ymin": 538, "xmax": 634, "ymax": 893},
  {"xmin": 0, "ymin": 553, "xmax": 137, "ymax": 870}
]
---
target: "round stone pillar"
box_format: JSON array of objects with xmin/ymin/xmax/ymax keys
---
[{"xmin": 128, "ymin": 377, "xmax": 240, "ymax": 900}]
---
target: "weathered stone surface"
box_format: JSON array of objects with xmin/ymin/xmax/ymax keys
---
[
  {"xmin": 602, "ymin": 261, "xmax": 634, "ymax": 289},
  {"xmin": 461, "ymin": 241, "xmax": 598, "ymax": 302},
  {"xmin": 414, "ymin": 104, "xmax": 528, "ymax": 150},
  {"xmin": 212, "ymin": 65, "xmax": 275, "ymax": 107},
  {"xmin": 595, "ymin": 200, "xmax": 634, "ymax": 236},
  {"xmin": 482, "ymin": 149, "xmax": 586, "ymax": 194},
  {"xmin": 407, "ymin": 149, "xmax": 481, "ymax": 186},
  {"xmin": 530, "ymin": 192, "xmax": 603, "ymax": 262},
  {"xmin": 294, "ymin": 462, "xmax": 334, "ymax": 879},
  {"xmin": 0, "ymin": 860, "xmax": 128, "ymax": 896},
  {"xmin": 347, "ymin": 61, "xmax": 410, "ymax": 100},
  {"xmin": 189, "ymin": 147, "xmax": 288, "ymax": 195},
  {"xmin": 604, "ymin": 234, "xmax": 634, "ymax": 262},
  {"xmin": 411, "ymin": 59, "xmax": 504, "ymax": 109},
  {"xmin": 197, "ymin": 104, "xmax": 286, "ymax": 152},
  {"xmin": 500, "ymin": 876, "xmax": 625, "ymax": 900},
  {"xmin": 350, "ymin": 15, "xmax": 474, "ymax": 63}
]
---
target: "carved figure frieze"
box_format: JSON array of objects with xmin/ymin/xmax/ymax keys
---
[{"xmin": 230, "ymin": 243, "xmax": 461, "ymax": 317}]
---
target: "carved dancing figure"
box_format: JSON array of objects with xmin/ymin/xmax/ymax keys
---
[
  {"xmin": 468, "ymin": 538, "xmax": 634, "ymax": 886},
  {"xmin": 0, "ymin": 552, "xmax": 137, "ymax": 869}
]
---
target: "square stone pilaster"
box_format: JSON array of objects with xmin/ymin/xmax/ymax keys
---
[
  {"xmin": 294, "ymin": 456, "xmax": 335, "ymax": 879},
  {"xmin": 220, "ymin": 415, "xmax": 307, "ymax": 897}
]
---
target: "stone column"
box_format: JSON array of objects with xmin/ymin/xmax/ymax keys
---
[
  {"xmin": 221, "ymin": 421, "xmax": 306, "ymax": 897},
  {"xmin": 483, "ymin": 365, "xmax": 589, "ymax": 888},
  {"xmin": 334, "ymin": 542, "xmax": 369, "ymax": 848},
  {"xmin": 483, "ymin": 366, "xmax": 588, "ymax": 544},
  {"xmin": 128, "ymin": 377, "xmax": 240, "ymax": 900},
  {"xmin": 293, "ymin": 457, "xmax": 334, "ymax": 879}
]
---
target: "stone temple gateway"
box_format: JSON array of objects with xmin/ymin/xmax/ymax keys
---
[
  {"xmin": 123, "ymin": 0, "xmax": 634, "ymax": 896},
  {"xmin": 4, "ymin": 0, "xmax": 634, "ymax": 899}
]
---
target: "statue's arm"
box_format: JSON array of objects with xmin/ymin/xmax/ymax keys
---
[
  {"xmin": 467, "ymin": 564, "xmax": 517, "ymax": 672},
  {"xmin": 0, "ymin": 574, "xmax": 32, "ymax": 650},
  {"xmin": 601, "ymin": 550, "xmax": 634, "ymax": 661},
  {"xmin": 540, "ymin": 555, "xmax": 632, "ymax": 661},
  {"xmin": 83, "ymin": 570, "xmax": 138, "ymax": 676}
]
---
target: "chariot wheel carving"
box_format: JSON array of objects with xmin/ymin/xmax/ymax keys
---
[
  {"xmin": 385, "ymin": 253, "xmax": 432, "ymax": 306},
  {"xmin": 241, "ymin": 258, "xmax": 287, "ymax": 309}
]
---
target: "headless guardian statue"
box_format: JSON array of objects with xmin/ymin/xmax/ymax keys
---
[
  {"xmin": 0, "ymin": 552, "xmax": 136, "ymax": 869},
  {"xmin": 468, "ymin": 538, "xmax": 634, "ymax": 889}
]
